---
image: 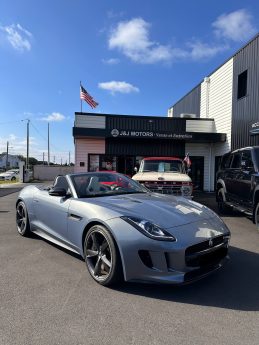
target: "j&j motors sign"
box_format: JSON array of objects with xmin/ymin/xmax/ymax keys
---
[{"xmin": 110, "ymin": 129, "xmax": 193, "ymax": 140}]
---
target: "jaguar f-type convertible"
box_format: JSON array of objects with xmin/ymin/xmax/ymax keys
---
[{"xmin": 16, "ymin": 172, "xmax": 230, "ymax": 286}]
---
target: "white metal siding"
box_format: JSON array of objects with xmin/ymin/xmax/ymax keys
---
[
  {"xmin": 186, "ymin": 120, "xmax": 216, "ymax": 133},
  {"xmin": 75, "ymin": 138, "xmax": 105, "ymax": 172},
  {"xmin": 186, "ymin": 143, "xmax": 211, "ymax": 191},
  {"xmin": 200, "ymin": 58, "xmax": 233, "ymax": 152},
  {"xmin": 75, "ymin": 115, "xmax": 106, "ymax": 128},
  {"xmin": 200, "ymin": 58, "xmax": 233, "ymax": 190}
]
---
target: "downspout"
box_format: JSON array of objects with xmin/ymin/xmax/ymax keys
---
[{"xmin": 204, "ymin": 77, "xmax": 212, "ymax": 191}]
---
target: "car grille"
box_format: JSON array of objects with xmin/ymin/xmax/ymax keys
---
[
  {"xmin": 141, "ymin": 181, "xmax": 183, "ymax": 195},
  {"xmin": 185, "ymin": 235, "xmax": 229, "ymax": 268}
]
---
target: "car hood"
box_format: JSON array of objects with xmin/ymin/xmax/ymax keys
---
[
  {"xmin": 132, "ymin": 172, "xmax": 191, "ymax": 182},
  {"xmin": 85, "ymin": 192, "xmax": 217, "ymax": 229}
]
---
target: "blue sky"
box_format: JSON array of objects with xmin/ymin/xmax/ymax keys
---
[{"xmin": 0, "ymin": 0, "xmax": 258, "ymax": 164}]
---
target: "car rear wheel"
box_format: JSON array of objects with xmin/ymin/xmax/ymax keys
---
[
  {"xmin": 11, "ymin": 176, "xmax": 16, "ymax": 181},
  {"xmin": 84, "ymin": 225, "xmax": 123, "ymax": 286},
  {"xmin": 16, "ymin": 201, "xmax": 30, "ymax": 236}
]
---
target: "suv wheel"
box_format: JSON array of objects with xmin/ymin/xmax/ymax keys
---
[
  {"xmin": 217, "ymin": 188, "xmax": 229, "ymax": 214},
  {"xmin": 254, "ymin": 202, "xmax": 259, "ymax": 231}
]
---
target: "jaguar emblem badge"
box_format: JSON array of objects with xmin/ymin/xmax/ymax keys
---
[{"xmin": 209, "ymin": 239, "xmax": 214, "ymax": 247}]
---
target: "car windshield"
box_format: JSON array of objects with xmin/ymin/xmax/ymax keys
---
[
  {"xmin": 140, "ymin": 160, "xmax": 184, "ymax": 173},
  {"xmin": 71, "ymin": 172, "xmax": 148, "ymax": 198}
]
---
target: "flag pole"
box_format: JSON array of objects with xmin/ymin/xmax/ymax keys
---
[{"xmin": 80, "ymin": 81, "xmax": 82, "ymax": 113}]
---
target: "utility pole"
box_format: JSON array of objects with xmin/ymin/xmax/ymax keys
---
[
  {"xmin": 69, "ymin": 151, "xmax": 70, "ymax": 165},
  {"xmin": 26, "ymin": 119, "xmax": 30, "ymax": 170},
  {"xmin": 5, "ymin": 141, "xmax": 9, "ymax": 171},
  {"xmin": 47, "ymin": 122, "xmax": 50, "ymax": 166},
  {"xmin": 43, "ymin": 152, "xmax": 45, "ymax": 165}
]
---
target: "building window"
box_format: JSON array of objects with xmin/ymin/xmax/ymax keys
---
[{"xmin": 237, "ymin": 70, "xmax": 247, "ymax": 99}]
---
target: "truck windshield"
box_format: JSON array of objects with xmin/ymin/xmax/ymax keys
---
[
  {"xmin": 253, "ymin": 148, "xmax": 259, "ymax": 171},
  {"xmin": 140, "ymin": 160, "xmax": 184, "ymax": 173}
]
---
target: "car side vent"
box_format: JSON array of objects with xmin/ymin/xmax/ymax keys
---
[{"xmin": 138, "ymin": 250, "xmax": 153, "ymax": 269}]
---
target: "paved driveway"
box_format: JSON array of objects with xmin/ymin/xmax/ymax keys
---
[{"xmin": 1, "ymin": 191, "xmax": 259, "ymax": 345}]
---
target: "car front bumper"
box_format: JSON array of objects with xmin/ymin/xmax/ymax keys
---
[{"xmin": 105, "ymin": 217, "xmax": 230, "ymax": 284}]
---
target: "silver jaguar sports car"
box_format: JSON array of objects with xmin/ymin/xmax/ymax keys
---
[{"xmin": 16, "ymin": 172, "xmax": 230, "ymax": 286}]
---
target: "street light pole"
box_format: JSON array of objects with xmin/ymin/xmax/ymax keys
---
[
  {"xmin": 26, "ymin": 120, "xmax": 30, "ymax": 170},
  {"xmin": 6, "ymin": 141, "xmax": 9, "ymax": 170},
  {"xmin": 48, "ymin": 122, "xmax": 50, "ymax": 166}
]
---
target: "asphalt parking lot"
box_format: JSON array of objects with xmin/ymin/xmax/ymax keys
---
[{"xmin": 1, "ymin": 188, "xmax": 259, "ymax": 345}]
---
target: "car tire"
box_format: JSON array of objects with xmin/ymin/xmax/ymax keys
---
[
  {"xmin": 16, "ymin": 201, "xmax": 31, "ymax": 236},
  {"xmin": 11, "ymin": 176, "xmax": 16, "ymax": 181},
  {"xmin": 253, "ymin": 202, "xmax": 259, "ymax": 231},
  {"xmin": 84, "ymin": 225, "xmax": 123, "ymax": 286},
  {"xmin": 217, "ymin": 188, "xmax": 230, "ymax": 214}
]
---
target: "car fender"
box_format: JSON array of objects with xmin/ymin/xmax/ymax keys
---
[{"xmin": 217, "ymin": 178, "xmax": 227, "ymax": 194}]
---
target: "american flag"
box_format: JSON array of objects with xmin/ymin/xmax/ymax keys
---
[
  {"xmin": 80, "ymin": 85, "xmax": 99, "ymax": 109},
  {"xmin": 183, "ymin": 153, "xmax": 191, "ymax": 167}
]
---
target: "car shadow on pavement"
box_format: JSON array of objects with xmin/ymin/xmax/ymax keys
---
[{"xmin": 114, "ymin": 245, "xmax": 259, "ymax": 312}]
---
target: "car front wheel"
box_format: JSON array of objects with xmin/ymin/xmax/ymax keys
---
[
  {"xmin": 16, "ymin": 201, "xmax": 30, "ymax": 236},
  {"xmin": 84, "ymin": 225, "xmax": 123, "ymax": 286},
  {"xmin": 217, "ymin": 188, "xmax": 229, "ymax": 214},
  {"xmin": 254, "ymin": 202, "xmax": 259, "ymax": 231}
]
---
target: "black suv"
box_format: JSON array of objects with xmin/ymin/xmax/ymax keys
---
[{"xmin": 216, "ymin": 146, "xmax": 259, "ymax": 229}]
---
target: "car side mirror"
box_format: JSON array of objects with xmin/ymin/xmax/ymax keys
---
[{"xmin": 48, "ymin": 187, "xmax": 67, "ymax": 197}]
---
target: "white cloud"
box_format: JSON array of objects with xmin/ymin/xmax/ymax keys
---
[
  {"xmin": 108, "ymin": 18, "xmax": 174, "ymax": 64},
  {"xmin": 188, "ymin": 41, "xmax": 228, "ymax": 60},
  {"xmin": 41, "ymin": 112, "xmax": 66, "ymax": 122},
  {"xmin": 212, "ymin": 9, "xmax": 257, "ymax": 42},
  {"xmin": 0, "ymin": 23, "xmax": 32, "ymax": 52},
  {"xmin": 102, "ymin": 58, "xmax": 120, "ymax": 65},
  {"xmin": 98, "ymin": 81, "xmax": 139, "ymax": 94}
]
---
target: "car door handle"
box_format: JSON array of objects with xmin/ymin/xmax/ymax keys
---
[{"xmin": 33, "ymin": 199, "xmax": 39, "ymax": 203}]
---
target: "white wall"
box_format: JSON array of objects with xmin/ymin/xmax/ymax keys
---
[
  {"xmin": 74, "ymin": 138, "xmax": 105, "ymax": 173},
  {"xmin": 33, "ymin": 166, "xmax": 74, "ymax": 181},
  {"xmin": 186, "ymin": 143, "xmax": 212, "ymax": 191},
  {"xmin": 200, "ymin": 58, "xmax": 233, "ymax": 153},
  {"xmin": 200, "ymin": 58, "xmax": 233, "ymax": 190}
]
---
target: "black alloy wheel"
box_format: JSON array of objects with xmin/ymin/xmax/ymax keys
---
[
  {"xmin": 16, "ymin": 201, "xmax": 30, "ymax": 236},
  {"xmin": 217, "ymin": 188, "xmax": 229, "ymax": 214},
  {"xmin": 84, "ymin": 225, "xmax": 122, "ymax": 286},
  {"xmin": 254, "ymin": 202, "xmax": 259, "ymax": 231}
]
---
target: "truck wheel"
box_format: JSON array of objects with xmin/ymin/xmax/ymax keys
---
[
  {"xmin": 217, "ymin": 188, "xmax": 229, "ymax": 215},
  {"xmin": 254, "ymin": 202, "xmax": 259, "ymax": 231}
]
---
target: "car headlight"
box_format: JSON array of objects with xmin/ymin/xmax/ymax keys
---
[
  {"xmin": 181, "ymin": 185, "xmax": 192, "ymax": 196},
  {"xmin": 121, "ymin": 216, "xmax": 176, "ymax": 242}
]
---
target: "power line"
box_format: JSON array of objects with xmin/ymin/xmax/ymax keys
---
[{"xmin": 0, "ymin": 120, "xmax": 24, "ymax": 125}]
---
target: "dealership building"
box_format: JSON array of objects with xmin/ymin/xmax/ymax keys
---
[{"xmin": 73, "ymin": 33, "xmax": 259, "ymax": 191}]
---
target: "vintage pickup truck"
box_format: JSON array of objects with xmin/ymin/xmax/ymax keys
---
[{"xmin": 132, "ymin": 157, "xmax": 193, "ymax": 198}]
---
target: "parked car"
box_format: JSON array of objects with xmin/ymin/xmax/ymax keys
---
[
  {"xmin": 16, "ymin": 172, "xmax": 230, "ymax": 286},
  {"xmin": 0, "ymin": 169, "xmax": 19, "ymax": 181},
  {"xmin": 132, "ymin": 157, "xmax": 193, "ymax": 197},
  {"xmin": 216, "ymin": 146, "xmax": 259, "ymax": 229}
]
